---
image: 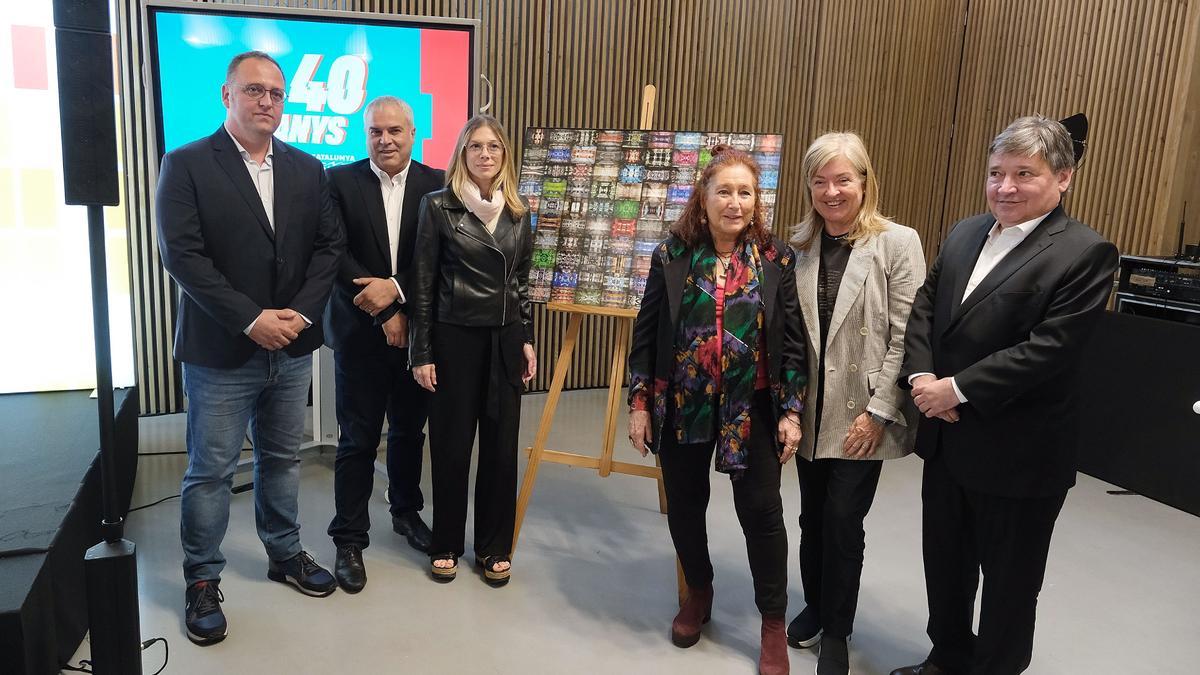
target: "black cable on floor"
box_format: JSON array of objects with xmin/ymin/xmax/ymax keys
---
[
  {"xmin": 129, "ymin": 480, "xmax": 256, "ymax": 513},
  {"xmin": 128, "ymin": 493, "xmax": 180, "ymax": 512},
  {"xmin": 143, "ymin": 637, "xmax": 169, "ymax": 675},
  {"xmin": 139, "ymin": 445, "xmax": 251, "ymax": 457},
  {"xmin": 139, "ymin": 430, "xmax": 252, "ymax": 459},
  {"xmin": 60, "ymin": 638, "xmax": 168, "ymax": 673}
]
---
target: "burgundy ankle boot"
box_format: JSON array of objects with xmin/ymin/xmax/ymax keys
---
[
  {"xmin": 670, "ymin": 585, "xmax": 713, "ymax": 648},
  {"xmin": 759, "ymin": 614, "xmax": 789, "ymax": 674}
]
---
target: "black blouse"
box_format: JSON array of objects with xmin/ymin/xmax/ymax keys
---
[{"xmin": 817, "ymin": 231, "xmax": 852, "ymax": 344}]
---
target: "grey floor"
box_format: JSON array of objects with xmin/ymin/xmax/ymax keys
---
[{"xmin": 70, "ymin": 389, "xmax": 1199, "ymax": 674}]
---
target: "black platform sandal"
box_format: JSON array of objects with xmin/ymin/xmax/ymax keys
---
[
  {"xmin": 430, "ymin": 553, "xmax": 458, "ymax": 583},
  {"xmin": 475, "ymin": 555, "xmax": 511, "ymax": 587}
]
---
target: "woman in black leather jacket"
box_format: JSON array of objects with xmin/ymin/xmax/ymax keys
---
[{"xmin": 408, "ymin": 114, "xmax": 536, "ymax": 585}]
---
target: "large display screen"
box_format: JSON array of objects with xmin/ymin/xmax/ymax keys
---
[{"xmin": 146, "ymin": 3, "xmax": 476, "ymax": 168}]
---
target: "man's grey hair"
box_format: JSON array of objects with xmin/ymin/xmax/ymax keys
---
[
  {"xmin": 225, "ymin": 50, "xmax": 284, "ymax": 83},
  {"xmin": 988, "ymin": 115, "xmax": 1076, "ymax": 173},
  {"xmin": 364, "ymin": 96, "xmax": 414, "ymax": 127}
]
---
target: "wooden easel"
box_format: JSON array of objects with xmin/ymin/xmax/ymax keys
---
[
  {"xmin": 511, "ymin": 302, "xmax": 686, "ymax": 600},
  {"xmin": 511, "ymin": 85, "xmax": 686, "ymax": 600},
  {"xmin": 511, "ymin": 302, "xmax": 667, "ymax": 548}
]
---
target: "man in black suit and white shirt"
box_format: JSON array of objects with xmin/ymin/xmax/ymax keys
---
[
  {"xmin": 156, "ymin": 51, "xmax": 344, "ymax": 645},
  {"xmin": 891, "ymin": 116, "xmax": 1118, "ymax": 675},
  {"xmin": 323, "ymin": 96, "xmax": 445, "ymax": 592}
]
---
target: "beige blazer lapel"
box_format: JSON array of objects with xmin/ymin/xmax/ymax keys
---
[
  {"xmin": 794, "ymin": 242, "xmax": 821, "ymax": 350},
  {"xmin": 826, "ymin": 238, "xmax": 873, "ymax": 345}
]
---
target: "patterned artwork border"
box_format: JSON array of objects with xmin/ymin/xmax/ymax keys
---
[{"xmin": 520, "ymin": 127, "xmax": 785, "ymax": 309}]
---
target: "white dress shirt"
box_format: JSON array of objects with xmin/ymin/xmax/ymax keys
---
[
  {"xmin": 911, "ymin": 211, "xmax": 1051, "ymax": 403},
  {"xmin": 960, "ymin": 214, "xmax": 1048, "ymax": 302},
  {"xmin": 368, "ymin": 159, "xmax": 410, "ymax": 303},
  {"xmin": 226, "ymin": 125, "xmax": 274, "ymax": 230}
]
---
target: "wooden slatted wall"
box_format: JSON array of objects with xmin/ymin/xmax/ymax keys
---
[
  {"xmin": 943, "ymin": 0, "xmax": 1200, "ymax": 255},
  {"xmin": 519, "ymin": 0, "xmax": 821, "ymax": 392},
  {"xmin": 116, "ymin": 0, "xmax": 1199, "ymax": 413},
  {"xmin": 805, "ymin": 0, "xmax": 967, "ymax": 260}
]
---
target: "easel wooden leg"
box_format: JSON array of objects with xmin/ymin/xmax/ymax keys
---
[
  {"xmin": 508, "ymin": 304, "xmax": 682, "ymax": 600},
  {"xmin": 511, "ymin": 313, "xmax": 583, "ymax": 555},
  {"xmin": 598, "ymin": 318, "xmax": 631, "ymax": 478}
]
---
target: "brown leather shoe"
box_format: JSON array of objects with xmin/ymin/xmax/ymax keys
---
[
  {"xmin": 759, "ymin": 614, "xmax": 789, "ymax": 675},
  {"xmin": 890, "ymin": 660, "xmax": 949, "ymax": 675},
  {"xmin": 670, "ymin": 585, "xmax": 713, "ymax": 648}
]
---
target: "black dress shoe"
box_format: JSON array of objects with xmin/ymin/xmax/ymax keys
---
[
  {"xmin": 890, "ymin": 660, "xmax": 949, "ymax": 675},
  {"xmin": 392, "ymin": 511, "xmax": 432, "ymax": 552},
  {"xmin": 334, "ymin": 544, "xmax": 367, "ymax": 593}
]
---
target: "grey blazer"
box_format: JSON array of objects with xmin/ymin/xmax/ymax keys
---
[{"xmin": 793, "ymin": 221, "xmax": 926, "ymax": 461}]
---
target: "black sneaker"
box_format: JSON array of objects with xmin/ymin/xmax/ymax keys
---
[
  {"xmin": 267, "ymin": 551, "xmax": 336, "ymax": 597},
  {"xmin": 816, "ymin": 635, "xmax": 850, "ymax": 675},
  {"xmin": 184, "ymin": 580, "xmax": 227, "ymax": 646},
  {"xmin": 787, "ymin": 605, "xmax": 823, "ymax": 649}
]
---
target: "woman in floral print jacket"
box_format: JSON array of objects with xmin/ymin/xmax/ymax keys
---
[{"xmin": 627, "ymin": 145, "xmax": 808, "ymax": 675}]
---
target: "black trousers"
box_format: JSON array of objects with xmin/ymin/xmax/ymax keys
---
[
  {"xmin": 659, "ymin": 391, "xmax": 788, "ymax": 616},
  {"xmin": 795, "ymin": 455, "xmax": 883, "ymax": 638},
  {"xmin": 427, "ymin": 322, "xmax": 521, "ymax": 559},
  {"xmin": 922, "ymin": 455, "xmax": 1067, "ymax": 675},
  {"xmin": 328, "ymin": 342, "xmax": 430, "ymax": 548}
]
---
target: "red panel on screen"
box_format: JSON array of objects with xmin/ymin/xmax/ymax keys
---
[
  {"xmin": 11, "ymin": 26, "xmax": 49, "ymax": 90},
  {"xmin": 420, "ymin": 29, "xmax": 470, "ymax": 169}
]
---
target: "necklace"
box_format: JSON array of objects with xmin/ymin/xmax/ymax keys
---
[
  {"xmin": 823, "ymin": 229, "xmax": 850, "ymax": 241},
  {"xmin": 714, "ymin": 249, "xmax": 734, "ymax": 277}
]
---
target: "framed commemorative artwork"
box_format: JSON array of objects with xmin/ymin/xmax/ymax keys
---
[{"xmin": 519, "ymin": 128, "xmax": 784, "ymax": 309}]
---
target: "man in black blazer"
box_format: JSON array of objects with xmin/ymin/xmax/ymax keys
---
[
  {"xmin": 891, "ymin": 116, "xmax": 1118, "ymax": 675},
  {"xmin": 156, "ymin": 51, "xmax": 344, "ymax": 645},
  {"xmin": 323, "ymin": 96, "xmax": 445, "ymax": 592}
]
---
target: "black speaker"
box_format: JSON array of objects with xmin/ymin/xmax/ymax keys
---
[
  {"xmin": 53, "ymin": 0, "xmax": 110, "ymax": 31},
  {"xmin": 53, "ymin": 0, "xmax": 119, "ymax": 206},
  {"xmin": 84, "ymin": 540, "xmax": 143, "ymax": 674}
]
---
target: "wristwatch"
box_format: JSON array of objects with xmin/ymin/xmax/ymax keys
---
[{"xmin": 868, "ymin": 412, "xmax": 893, "ymax": 426}]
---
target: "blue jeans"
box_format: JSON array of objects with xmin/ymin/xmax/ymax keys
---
[{"xmin": 181, "ymin": 350, "xmax": 311, "ymax": 586}]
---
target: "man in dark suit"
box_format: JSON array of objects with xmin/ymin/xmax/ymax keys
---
[
  {"xmin": 156, "ymin": 51, "xmax": 344, "ymax": 646},
  {"xmin": 323, "ymin": 96, "xmax": 445, "ymax": 592},
  {"xmin": 891, "ymin": 115, "xmax": 1118, "ymax": 675}
]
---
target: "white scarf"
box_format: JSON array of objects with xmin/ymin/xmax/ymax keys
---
[{"xmin": 459, "ymin": 179, "xmax": 504, "ymax": 234}]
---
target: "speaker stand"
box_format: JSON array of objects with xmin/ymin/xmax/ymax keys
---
[{"xmin": 82, "ymin": 203, "xmax": 142, "ymax": 674}]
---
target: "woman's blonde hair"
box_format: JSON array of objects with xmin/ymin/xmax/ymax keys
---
[
  {"xmin": 445, "ymin": 114, "xmax": 527, "ymax": 217},
  {"xmin": 791, "ymin": 131, "xmax": 888, "ymax": 251}
]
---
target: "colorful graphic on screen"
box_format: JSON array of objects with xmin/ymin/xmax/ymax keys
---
[{"xmin": 149, "ymin": 8, "xmax": 472, "ymax": 168}]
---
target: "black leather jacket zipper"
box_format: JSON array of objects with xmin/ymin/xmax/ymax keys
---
[{"xmin": 454, "ymin": 221, "xmax": 510, "ymax": 325}]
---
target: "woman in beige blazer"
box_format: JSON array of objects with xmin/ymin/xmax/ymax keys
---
[{"xmin": 786, "ymin": 132, "xmax": 926, "ymax": 675}]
